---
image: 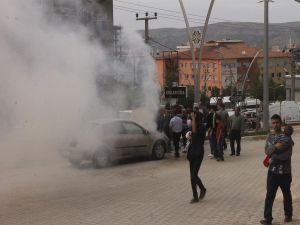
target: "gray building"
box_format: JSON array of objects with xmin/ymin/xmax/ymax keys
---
[{"xmin": 285, "ymin": 74, "xmax": 300, "ymax": 101}]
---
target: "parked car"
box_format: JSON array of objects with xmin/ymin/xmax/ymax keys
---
[{"xmin": 63, "ymin": 119, "xmax": 169, "ymax": 168}]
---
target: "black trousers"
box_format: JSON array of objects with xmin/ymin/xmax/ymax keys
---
[
  {"xmin": 264, "ymin": 172, "xmax": 293, "ymax": 222},
  {"xmin": 172, "ymin": 132, "xmax": 181, "ymax": 154},
  {"xmin": 189, "ymin": 152, "xmax": 205, "ymax": 198},
  {"xmin": 229, "ymin": 130, "xmax": 241, "ymax": 154}
]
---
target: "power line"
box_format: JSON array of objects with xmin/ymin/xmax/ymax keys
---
[
  {"xmin": 114, "ymin": 4, "xmax": 300, "ymax": 33},
  {"xmin": 115, "ymin": 0, "xmax": 232, "ymax": 22},
  {"xmin": 115, "ymin": 1, "xmax": 300, "ymax": 32},
  {"xmin": 114, "ymin": 5, "xmax": 202, "ymax": 25}
]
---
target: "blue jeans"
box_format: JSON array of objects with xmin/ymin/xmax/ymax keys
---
[{"xmin": 216, "ymin": 138, "xmax": 224, "ymax": 159}]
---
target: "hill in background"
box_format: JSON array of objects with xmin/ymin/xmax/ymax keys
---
[{"xmin": 143, "ymin": 21, "xmax": 300, "ymax": 52}]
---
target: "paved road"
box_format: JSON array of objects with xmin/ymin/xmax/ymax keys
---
[{"xmin": 0, "ymin": 136, "xmax": 299, "ymax": 225}]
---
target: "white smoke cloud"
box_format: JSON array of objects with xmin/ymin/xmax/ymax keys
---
[{"xmin": 0, "ymin": 0, "xmax": 159, "ymax": 167}]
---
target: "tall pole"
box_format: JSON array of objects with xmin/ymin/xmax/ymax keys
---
[
  {"xmin": 291, "ymin": 52, "xmax": 296, "ymax": 100},
  {"xmin": 136, "ymin": 12, "xmax": 158, "ymax": 44},
  {"xmin": 178, "ymin": 0, "xmax": 197, "ymax": 104},
  {"xmin": 263, "ymin": 0, "xmax": 270, "ymax": 130},
  {"xmin": 241, "ymin": 49, "xmax": 263, "ymax": 96},
  {"xmin": 196, "ymin": 0, "xmax": 215, "ymax": 104}
]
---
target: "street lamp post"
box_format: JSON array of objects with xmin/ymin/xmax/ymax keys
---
[
  {"xmin": 178, "ymin": 0, "xmax": 198, "ymax": 104},
  {"xmin": 262, "ymin": 0, "xmax": 270, "ymax": 130},
  {"xmin": 179, "ymin": 0, "xmax": 215, "ymax": 105},
  {"xmin": 197, "ymin": 0, "xmax": 215, "ymax": 105},
  {"xmin": 241, "ymin": 49, "xmax": 263, "ymax": 96}
]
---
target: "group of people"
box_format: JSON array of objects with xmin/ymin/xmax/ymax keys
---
[
  {"xmin": 157, "ymin": 103, "xmax": 295, "ymax": 224},
  {"xmin": 157, "ymin": 102, "xmax": 245, "ymax": 161}
]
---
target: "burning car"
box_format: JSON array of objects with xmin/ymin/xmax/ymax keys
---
[{"xmin": 63, "ymin": 119, "xmax": 169, "ymax": 168}]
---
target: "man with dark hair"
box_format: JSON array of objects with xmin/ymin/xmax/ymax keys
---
[
  {"xmin": 260, "ymin": 114, "xmax": 293, "ymax": 225},
  {"xmin": 228, "ymin": 107, "xmax": 245, "ymax": 156},
  {"xmin": 187, "ymin": 111, "xmax": 207, "ymax": 203}
]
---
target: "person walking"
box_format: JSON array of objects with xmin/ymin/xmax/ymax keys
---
[
  {"xmin": 206, "ymin": 105, "xmax": 217, "ymax": 158},
  {"xmin": 228, "ymin": 107, "xmax": 245, "ymax": 156},
  {"xmin": 260, "ymin": 114, "xmax": 294, "ymax": 225},
  {"xmin": 170, "ymin": 108, "xmax": 183, "ymax": 158},
  {"xmin": 215, "ymin": 114, "xmax": 225, "ymax": 161},
  {"xmin": 187, "ymin": 111, "xmax": 207, "ymax": 203},
  {"xmin": 217, "ymin": 103, "xmax": 229, "ymax": 150}
]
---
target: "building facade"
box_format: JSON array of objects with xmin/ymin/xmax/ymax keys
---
[{"xmin": 155, "ymin": 39, "xmax": 291, "ymax": 96}]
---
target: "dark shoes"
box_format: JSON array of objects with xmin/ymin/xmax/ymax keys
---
[
  {"xmin": 230, "ymin": 153, "xmax": 235, "ymax": 156},
  {"xmin": 199, "ymin": 189, "xmax": 207, "ymax": 200},
  {"xmin": 236, "ymin": 153, "xmax": 240, "ymax": 156},
  {"xmin": 284, "ymin": 216, "xmax": 293, "ymax": 223},
  {"xmin": 175, "ymin": 153, "xmax": 180, "ymax": 158},
  {"xmin": 190, "ymin": 197, "xmax": 199, "ymax": 204},
  {"xmin": 260, "ymin": 219, "xmax": 272, "ymax": 225}
]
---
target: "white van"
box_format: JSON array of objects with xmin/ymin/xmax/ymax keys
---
[
  {"xmin": 269, "ymin": 101, "xmax": 300, "ymax": 124},
  {"xmin": 210, "ymin": 96, "xmax": 236, "ymax": 116}
]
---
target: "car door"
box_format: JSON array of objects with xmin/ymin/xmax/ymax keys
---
[
  {"xmin": 102, "ymin": 121, "xmax": 132, "ymax": 159},
  {"xmin": 122, "ymin": 121, "xmax": 152, "ymax": 157}
]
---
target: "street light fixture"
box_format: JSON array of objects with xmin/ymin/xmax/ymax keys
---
[
  {"xmin": 179, "ymin": 0, "xmax": 215, "ymax": 105},
  {"xmin": 241, "ymin": 49, "xmax": 263, "ymax": 96}
]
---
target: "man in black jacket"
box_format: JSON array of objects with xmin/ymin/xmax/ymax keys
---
[
  {"xmin": 187, "ymin": 111, "xmax": 207, "ymax": 203},
  {"xmin": 260, "ymin": 114, "xmax": 293, "ymax": 225}
]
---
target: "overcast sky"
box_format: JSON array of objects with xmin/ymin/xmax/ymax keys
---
[{"xmin": 113, "ymin": 0, "xmax": 300, "ymax": 30}]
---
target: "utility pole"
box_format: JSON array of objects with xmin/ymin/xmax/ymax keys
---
[
  {"xmin": 136, "ymin": 12, "xmax": 158, "ymax": 44},
  {"xmin": 290, "ymin": 48, "xmax": 300, "ymax": 100},
  {"xmin": 260, "ymin": 0, "xmax": 271, "ymax": 130},
  {"xmin": 113, "ymin": 25, "xmax": 122, "ymax": 57}
]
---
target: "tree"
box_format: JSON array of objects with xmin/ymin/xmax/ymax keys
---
[
  {"xmin": 211, "ymin": 86, "xmax": 220, "ymax": 97},
  {"xmin": 247, "ymin": 79, "xmax": 285, "ymax": 101},
  {"xmin": 164, "ymin": 71, "xmax": 178, "ymax": 88},
  {"xmin": 177, "ymin": 87, "xmax": 194, "ymax": 108},
  {"xmin": 221, "ymin": 85, "xmax": 236, "ymax": 96}
]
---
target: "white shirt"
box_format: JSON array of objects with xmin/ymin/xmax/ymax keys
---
[{"xmin": 170, "ymin": 115, "xmax": 183, "ymax": 133}]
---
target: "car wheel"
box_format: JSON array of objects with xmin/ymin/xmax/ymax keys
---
[
  {"xmin": 92, "ymin": 151, "xmax": 110, "ymax": 168},
  {"xmin": 69, "ymin": 157, "xmax": 82, "ymax": 168},
  {"xmin": 152, "ymin": 141, "xmax": 166, "ymax": 160}
]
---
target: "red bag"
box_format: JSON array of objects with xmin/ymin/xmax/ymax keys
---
[{"xmin": 263, "ymin": 155, "xmax": 271, "ymax": 168}]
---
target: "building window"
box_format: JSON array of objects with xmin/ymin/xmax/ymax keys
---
[
  {"xmin": 214, "ymin": 63, "xmax": 218, "ymax": 69},
  {"xmin": 185, "ymin": 63, "xmax": 188, "ymax": 68},
  {"xmin": 208, "ymin": 86, "xmax": 212, "ymax": 91},
  {"xmin": 180, "ymin": 63, "xmax": 184, "ymax": 68},
  {"xmin": 190, "ymin": 63, "xmax": 193, "ymax": 68},
  {"xmin": 271, "ymin": 73, "xmax": 275, "ymax": 78},
  {"xmin": 277, "ymin": 72, "xmax": 282, "ymax": 78},
  {"xmin": 185, "ymin": 74, "xmax": 189, "ymax": 79}
]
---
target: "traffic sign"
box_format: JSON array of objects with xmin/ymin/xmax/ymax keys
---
[
  {"xmin": 229, "ymin": 95, "xmax": 243, "ymax": 103},
  {"xmin": 165, "ymin": 86, "xmax": 187, "ymax": 99}
]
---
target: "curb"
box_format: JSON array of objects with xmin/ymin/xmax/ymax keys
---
[{"xmin": 242, "ymin": 127, "xmax": 300, "ymax": 141}]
